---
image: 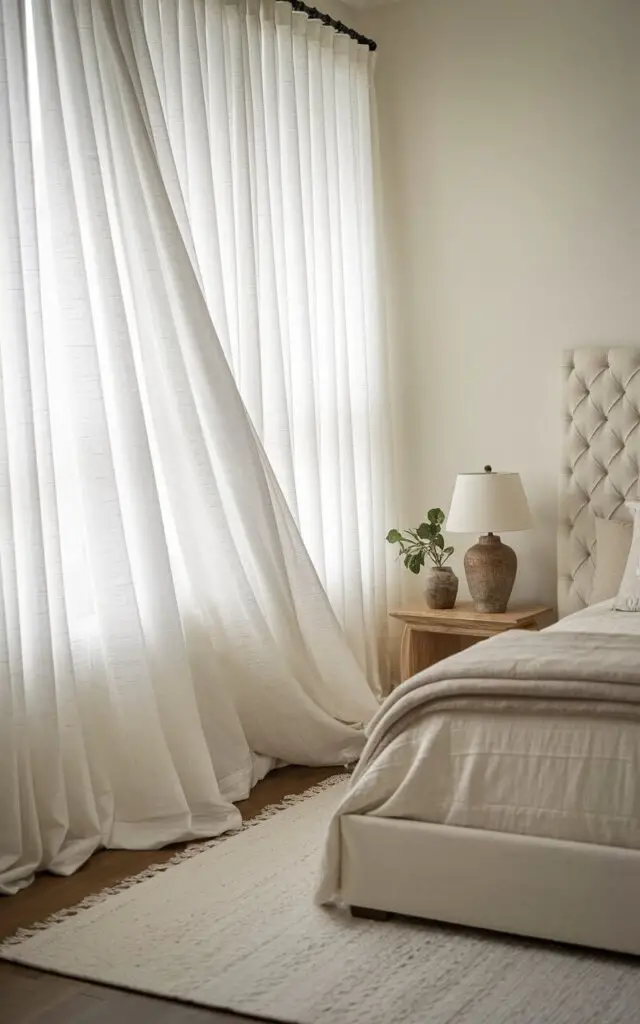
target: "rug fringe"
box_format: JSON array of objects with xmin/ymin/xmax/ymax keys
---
[{"xmin": 0, "ymin": 771, "xmax": 349, "ymax": 949}]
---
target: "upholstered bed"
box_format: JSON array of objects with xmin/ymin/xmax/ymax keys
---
[{"xmin": 316, "ymin": 347, "xmax": 640, "ymax": 955}]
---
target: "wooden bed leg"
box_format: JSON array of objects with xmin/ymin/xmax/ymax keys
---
[{"xmin": 350, "ymin": 905, "xmax": 392, "ymax": 921}]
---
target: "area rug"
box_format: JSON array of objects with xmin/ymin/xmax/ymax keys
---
[{"xmin": 2, "ymin": 777, "xmax": 639, "ymax": 1024}]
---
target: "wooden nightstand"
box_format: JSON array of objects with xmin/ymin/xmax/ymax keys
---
[{"xmin": 389, "ymin": 602, "xmax": 554, "ymax": 683}]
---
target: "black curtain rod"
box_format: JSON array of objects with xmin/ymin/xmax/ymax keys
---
[{"xmin": 285, "ymin": 0, "xmax": 377, "ymax": 51}]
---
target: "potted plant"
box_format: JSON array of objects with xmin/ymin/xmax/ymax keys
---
[{"xmin": 386, "ymin": 509, "xmax": 458, "ymax": 609}]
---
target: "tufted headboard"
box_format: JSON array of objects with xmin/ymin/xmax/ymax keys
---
[{"xmin": 559, "ymin": 347, "xmax": 640, "ymax": 617}]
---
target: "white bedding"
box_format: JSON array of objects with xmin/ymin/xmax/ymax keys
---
[
  {"xmin": 546, "ymin": 599, "xmax": 640, "ymax": 637},
  {"xmin": 317, "ymin": 601, "xmax": 640, "ymax": 903}
]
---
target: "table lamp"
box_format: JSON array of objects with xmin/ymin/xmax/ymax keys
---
[{"xmin": 446, "ymin": 466, "xmax": 532, "ymax": 613}]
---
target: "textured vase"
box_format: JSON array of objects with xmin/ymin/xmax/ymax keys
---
[
  {"xmin": 464, "ymin": 533, "xmax": 517, "ymax": 613},
  {"xmin": 424, "ymin": 567, "xmax": 458, "ymax": 610}
]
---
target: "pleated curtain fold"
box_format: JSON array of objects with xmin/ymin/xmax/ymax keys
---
[
  {"xmin": 0, "ymin": 0, "xmax": 379, "ymax": 894},
  {"xmin": 125, "ymin": 0, "xmax": 397, "ymax": 693}
]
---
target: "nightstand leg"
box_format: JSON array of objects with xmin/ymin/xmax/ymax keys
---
[
  {"xmin": 399, "ymin": 628, "xmax": 478, "ymax": 681},
  {"xmin": 399, "ymin": 625, "xmax": 414, "ymax": 682}
]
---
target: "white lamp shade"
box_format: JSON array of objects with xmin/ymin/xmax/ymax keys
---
[{"xmin": 446, "ymin": 471, "xmax": 532, "ymax": 534}]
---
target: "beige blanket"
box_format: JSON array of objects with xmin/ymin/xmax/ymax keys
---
[
  {"xmin": 316, "ymin": 628, "xmax": 640, "ymax": 904},
  {"xmin": 352, "ymin": 629, "xmax": 640, "ymax": 783}
]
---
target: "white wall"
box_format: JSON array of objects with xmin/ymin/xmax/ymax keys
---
[{"xmin": 359, "ymin": 0, "xmax": 640, "ymax": 608}]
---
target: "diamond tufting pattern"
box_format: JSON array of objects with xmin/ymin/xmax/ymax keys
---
[{"xmin": 559, "ymin": 347, "xmax": 640, "ymax": 616}]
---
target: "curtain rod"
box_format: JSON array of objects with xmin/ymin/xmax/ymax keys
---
[{"xmin": 285, "ymin": 0, "xmax": 377, "ymax": 51}]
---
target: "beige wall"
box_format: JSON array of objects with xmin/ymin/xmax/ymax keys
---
[
  {"xmin": 317, "ymin": 0, "xmax": 368, "ymax": 32},
  {"xmin": 358, "ymin": 0, "xmax": 640, "ymax": 608}
]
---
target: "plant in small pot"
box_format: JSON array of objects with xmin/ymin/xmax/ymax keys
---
[{"xmin": 386, "ymin": 509, "xmax": 458, "ymax": 609}]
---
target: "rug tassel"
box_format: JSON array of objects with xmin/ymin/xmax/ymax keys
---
[{"xmin": 0, "ymin": 771, "xmax": 350, "ymax": 949}]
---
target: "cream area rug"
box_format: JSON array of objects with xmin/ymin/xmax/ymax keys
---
[{"xmin": 2, "ymin": 777, "xmax": 639, "ymax": 1024}]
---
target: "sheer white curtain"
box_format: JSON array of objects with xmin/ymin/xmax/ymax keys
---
[
  {"xmin": 125, "ymin": 0, "xmax": 396, "ymax": 694},
  {"xmin": 0, "ymin": 0, "xmax": 377, "ymax": 894}
]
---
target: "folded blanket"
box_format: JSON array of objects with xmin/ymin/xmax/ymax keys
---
[{"xmin": 353, "ymin": 629, "xmax": 640, "ymax": 784}]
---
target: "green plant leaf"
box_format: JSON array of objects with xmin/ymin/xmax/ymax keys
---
[
  {"xmin": 390, "ymin": 514, "xmax": 451, "ymax": 574},
  {"xmin": 408, "ymin": 553, "xmax": 423, "ymax": 574}
]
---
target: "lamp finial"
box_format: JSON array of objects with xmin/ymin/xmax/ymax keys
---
[{"xmin": 484, "ymin": 465, "xmax": 492, "ymax": 473}]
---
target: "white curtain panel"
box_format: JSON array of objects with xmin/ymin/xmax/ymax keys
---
[
  {"xmin": 124, "ymin": 0, "xmax": 397, "ymax": 693},
  {"xmin": 0, "ymin": 0, "xmax": 377, "ymax": 894}
]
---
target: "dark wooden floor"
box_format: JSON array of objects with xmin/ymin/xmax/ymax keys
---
[{"xmin": 0, "ymin": 764, "xmax": 343, "ymax": 1023}]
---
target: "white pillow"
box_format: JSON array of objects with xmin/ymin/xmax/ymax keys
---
[
  {"xmin": 590, "ymin": 515, "xmax": 633, "ymax": 604},
  {"xmin": 614, "ymin": 503, "xmax": 640, "ymax": 611}
]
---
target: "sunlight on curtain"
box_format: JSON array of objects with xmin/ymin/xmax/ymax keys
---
[
  {"xmin": 124, "ymin": 0, "xmax": 398, "ymax": 694},
  {"xmin": 0, "ymin": 0, "xmax": 377, "ymax": 894}
]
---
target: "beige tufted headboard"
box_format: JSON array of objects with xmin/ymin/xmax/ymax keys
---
[{"xmin": 559, "ymin": 347, "xmax": 640, "ymax": 617}]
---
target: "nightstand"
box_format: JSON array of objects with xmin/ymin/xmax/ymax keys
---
[{"xmin": 389, "ymin": 602, "xmax": 554, "ymax": 683}]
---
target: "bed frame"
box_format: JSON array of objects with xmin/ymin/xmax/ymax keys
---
[{"xmin": 341, "ymin": 347, "xmax": 640, "ymax": 955}]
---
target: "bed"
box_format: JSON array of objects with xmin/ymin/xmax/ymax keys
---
[{"xmin": 316, "ymin": 347, "xmax": 640, "ymax": 955}]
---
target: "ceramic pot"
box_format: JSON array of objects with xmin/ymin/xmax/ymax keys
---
[
  {"xmin": 463, "ymin": 533, "xmax": 516, "ymax": 613},
  {"xmin": 424, "ymin": 566, "xmax": 458, "ymax": 610}
]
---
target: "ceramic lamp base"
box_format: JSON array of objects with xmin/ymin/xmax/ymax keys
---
[{"xmin": 464, "ymin": 533, "xmax": 517, "ymax": 613}]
